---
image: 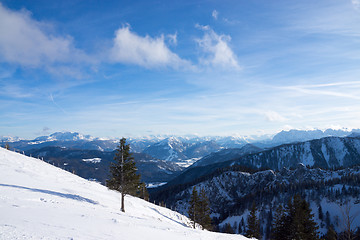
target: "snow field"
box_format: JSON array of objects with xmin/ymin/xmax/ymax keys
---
[{"xmin": 0, "ymin": 148, "xmax": 248, "ymax": 240}]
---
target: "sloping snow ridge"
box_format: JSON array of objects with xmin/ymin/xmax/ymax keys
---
[{"xmin": 0, "ymin": 147, "xmax": 247, "ymax": 240}]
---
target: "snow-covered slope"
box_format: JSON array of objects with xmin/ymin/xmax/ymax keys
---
[{"xmin": 0, "ymin": 147, "xmax": 246, "ymax": 240}]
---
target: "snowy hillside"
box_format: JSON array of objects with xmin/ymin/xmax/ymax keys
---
[{"xmin": 0, "ymin": 147, "xmax": 247, "ymax": 240}]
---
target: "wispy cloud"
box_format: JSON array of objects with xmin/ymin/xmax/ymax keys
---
[
  {"xmin": 212, "ymin": 10, "xmax": 218, "ymax": 20},
  {"xmin": 195, "ymin": 24, "xmax": 241, "ymax": 70},
  {"xmin": 110, "ymin": 24, "xmax": 190, "ymax": 69},
  {"xmin": 351, "ymin": 0, "xmax": 360, "ymax": 10},
  {"xmin": 281, "ymin": 81, "xmax": 360, "ymax": 100},
  {"xmin": 50, "ymin": 94, "xmax": 67, "ymax": 114},
  {"xmin": 167, "ymin": 32, "xmax": 178, "ymax": 45},
  {"xmin": 286, "ymin": 1, "xmax": 360, "ymax": 37},
  {"xmin": 264, "ymin": 111, "xmax": 288, "ymax": 122},
  {"xmin": 0, "ymin": 3, "xmax": 90, "ymax": 68},
  {"xmin": 0, "ymin": 83, "xmax": 34, "ymax": 98}
]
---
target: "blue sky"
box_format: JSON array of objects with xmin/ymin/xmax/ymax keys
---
[{"xmin": 1, "ymin": 0, "xmax": 360, "ymax": 139}]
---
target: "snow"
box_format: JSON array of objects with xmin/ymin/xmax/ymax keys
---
[
  {"xmin": 82, "ymin": 158, "xmax": 101, "ymax": 163},
  {"xmin": 0, "ymin": 147, "xmax": 248, "ymax": 240},
  {"xmin": 147, "ymin": 182, "xmax": 167, "ymax": 188},
  {"xmin": 311, "ymin": 197, "xmax": 360, "ymax": 235},
  {"xmin": 174, "ymin": 158, "xmax": 200, "ymax": 168},
  {"xmin": 302, "ymin": 142, "xmax": 315, "ymax": 166}
]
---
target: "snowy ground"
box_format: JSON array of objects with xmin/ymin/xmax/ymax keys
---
[{"xmin": 0, "ymin": 147, "xmax": 248, "ymax": 239}]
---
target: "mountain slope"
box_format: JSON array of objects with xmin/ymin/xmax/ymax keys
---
[
  {"xmin": 191, "ymin": 144, "xmax": 263, "ymax": 168},
  {"xmin": 164, "ymin": 136, "xmax": 360, "ymax": 188},
  {"xmin": 25, "ymin": 146, "xmax": 183, "ymax": 184},
  {"xmin": 0, "ymin": 147, "xmax": 247, "ymax": 240},
  {"xmin": 153, "ymin": 164, "xmax": 360, "ymax": 236}
]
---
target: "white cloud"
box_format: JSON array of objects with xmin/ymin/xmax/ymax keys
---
[
  {"xmin": 167, "ymin": 32, "xmax": 177, "ymax": 45},
  {"xmin": 0, "ymin": 3, "xmax": 87, "ymax": 68},
  {"xmin": 264, "ymin": 111, "xmax": 288, "ymax": 122},
  {"xmin": 110, "ymin": 25, "xmax": 189, "ymax": 69},
  {"xmin": 352, "ymin": 0, "xmax": 360, "ymax": 10},
  {"xmin": 195, "ymin": 24, "xmax": 240, "ymax": 70},
  {"xmin": 212, "ymin": 10, "xmax": 218, "ymax": 20}
]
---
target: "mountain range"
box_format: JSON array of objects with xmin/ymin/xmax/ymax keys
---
[
  {"xmin": 2, "ymin": 128, "xmax": 359, "ymax": 159},
  {"xmin": 159, "ymin": 135, "xmax": 360, "ymax": 188}
]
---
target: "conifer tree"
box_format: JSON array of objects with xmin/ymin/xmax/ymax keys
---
[
  {"xmin": 246, "ymin": 202, "xmax": 261, "ymax": 239},
  {"xmin": 318, "ymin": 204, "xmax": 324, "ymax": 221},
  {"xmin": 188, "ymin": 186, "xmax": 200, "ymax": 228},
  {"xmin": 324, "ymin": 226, "xmax": 337, "ymax": 240},
  {"xmin": 224, "ymin": 223, "xmax": 234, "ymax": 234},
  {"xmin": 198, "ymin": 188, "xmax": 212, "ymax": 230},
  {"xmin": 137, "ymin": 182, "xmax": 149, "ymax": 201},
  {"xmin": 271, "ymin": 195, "xmax": 319, "ymax": 240},
  {"xmin": 106, "ymin": 138, "xmax": 140, "ymax": 212},
  {"xmin": 296, "ymin": 197, "xmax": 319, "ymax": 240},
  {"xmin": 271, "ymin": 204, "xmax": 288, "ymax": 240}
]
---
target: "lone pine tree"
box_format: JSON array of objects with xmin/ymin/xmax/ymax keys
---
[
  {"xmin": 246, "ymin": 202, "xmax": 261, "ymax": 239},
  {"xmin": 188, "ymin": 186, "xmax": 212, "ymax": 230},
  {"xmin": 188, "ymin": 186, "xmax": 200, "ymax": 228},
  {"xmin": 199, "ymin": 188, "xmax": 212, "ymax": 230},
  {"xmin": 106, "ymin": 138, "xmax": 141, "ymax": 212}
]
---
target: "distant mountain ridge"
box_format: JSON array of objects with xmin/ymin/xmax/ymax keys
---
[
  {"xmin": 271, "ymin": 128, "xmax": 360, "ymax": 144},
  {"xmin": 161, "ymin": 135, "xmax": 360, "ymax": 188},
  {"xmin": 34, "ymin": 132, "xmax": 96, "ymax": 141},
  {"xmin": 2, "ymin": 128, "xmax": 360, "ymax": 163}
]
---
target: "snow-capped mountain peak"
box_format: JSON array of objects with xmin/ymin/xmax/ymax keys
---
[
  {"xmin": 0, "ymin": 135, "xmax": 21, "ymax": 142},
  {"xmin": 34, "ymin": 131, "xmax": 95, "ymax": 142}
]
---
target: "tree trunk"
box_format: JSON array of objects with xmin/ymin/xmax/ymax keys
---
[
  {"xmin": 121, "ymin": 192, "xmax": 125, "ymax": 212},
  {"xmin": 121, "ymin": 144, "xmax": 125, "ymax": 212}
]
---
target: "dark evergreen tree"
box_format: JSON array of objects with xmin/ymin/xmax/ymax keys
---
[
  {"xmin": 188, "ymin": 186, "xmax": 200, "ymax": 228},
  {"xmin": 265, "ymin": 208, "xmax": 273, "ymax": 240},
  {"xmin": 224, "ymin": 223, "xmax": 234, "ymax": 234},
  {"xmin": 318, "ymin": 204, "xmax": 324, "ymax": 221},
  {"xmin": 271, "ymin": 195, "xmax": 319, "ymax": 240},
  {"xmin": 271, "ymin": 204, "xmax": 289, "ymax": 240},
  {"xmin": 239, "ymin": 217, "xmax": 245, "ymax": 234},
  {"xmin": 325, "ymin": 211, "xmax": 331, "ymax": 228},
  {"xmin": 198, "ymin": 188, "xmax": 212, "ymax": 230},
  {"xmin": 324, "ymin": 226, "xmax": 337, "ymax": 240},
  {"xmin": 136, "ymin": 182, "xmax": 149, "ymax": 201},
  {"xmin": 246, "ymin": 202, "xmax": 261, "ymax": 239},
  {"xmin": 294, "ymin": 195, "xmax": 319, "ymax": 240},
  {"xmin": 106, "ymin": 138, "xmax": 141, "ymax": 212}
]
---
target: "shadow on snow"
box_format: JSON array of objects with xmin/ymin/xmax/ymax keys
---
[{"xmin": 0, "ymin": 183, "xmax": 98, "ymax": 205}]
